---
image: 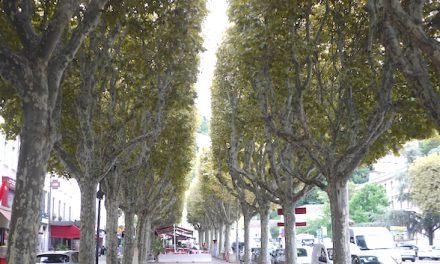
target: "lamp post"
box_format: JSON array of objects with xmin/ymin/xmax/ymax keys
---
[
  {"xmin": 96, "ymin": 183, "xmax": 105, "ymax": 264},
  {"xmin": 47, "ymin": 175, "xmax": 52, "ymax": 251}
]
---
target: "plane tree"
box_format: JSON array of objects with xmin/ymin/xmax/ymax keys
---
[
  {"xmin": 226, "ymin": 1, "xmax": 434, "ymax": 263},
  {"xmin": 134, "ymin": 107, "xmax": 197, "ymax": 264},
  {"xmin": 188, "ymin": 149, "xmax": 239, "ymax": 258},
  {"xmin": 52, "ymin": 1, "xmax": 204, "ymax": 262},
  {"xmin": 410, "ymin": 154, "xmax": 440, "ymax": 221},
  {"xmin": 0, "ymin": 0, "xmax": 110, "ymax": 261},
  {"xmin": 211, "ymin": 37, "xmax": 318, "ymax": 264}
]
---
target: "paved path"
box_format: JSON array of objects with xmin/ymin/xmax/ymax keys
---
[{"xmin": 97, "ymin": 255, "xmax": 234, "ymax": 264}]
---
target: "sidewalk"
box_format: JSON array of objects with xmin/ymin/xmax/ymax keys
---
[{"xmin": 98, "ymin": 255, "xmax": 233, "ymax": 264}]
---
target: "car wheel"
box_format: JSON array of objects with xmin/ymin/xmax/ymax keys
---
[
  {"xmin": 419, "ymin": 257, "xmax": 424, "ymax": 260},
  {"xmin": 411, "ymin": 258, "xmax": 415, "ymax": 262}
]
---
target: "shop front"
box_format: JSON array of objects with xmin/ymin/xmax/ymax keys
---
[{"xmin": 50, "ymin": 221, "xmax": 81, "ymax": 250}]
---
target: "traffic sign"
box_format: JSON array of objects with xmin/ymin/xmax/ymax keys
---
[
  {"xmin": 277, "ymin": 207, "xmax": 306, "ymax": 215},
  {"xmin": 277, "ymin": 222, "xmax": 307, "ymax": 227}
]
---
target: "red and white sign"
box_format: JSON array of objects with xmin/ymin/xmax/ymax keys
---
[
  {"xmin": 277, "ymin": 207, "xmax": 306, "ymax": 215},
  {"xmin": 277, "ymin": 207, "xmax": 307, "ymax": 227},
  {"xmin": 277, "ymin": 222, "xmax": 307, "ymax": 227}
]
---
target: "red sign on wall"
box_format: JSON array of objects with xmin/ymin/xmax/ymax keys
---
[
  {"xmin": 277, "ymin": 222, "xmax": 307, "ymax": 227},
  {"xmin": 277, "ymin": 207, "xmax": 306, "ymax": 215}
]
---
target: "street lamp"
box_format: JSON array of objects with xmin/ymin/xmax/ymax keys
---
[{"xmin": 96, "ymin": 182, "xmax": 105, "ymax": 264}]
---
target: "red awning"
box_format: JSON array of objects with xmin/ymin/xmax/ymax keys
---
[{"xmin": 50, "ymin": 225, "xmax": 80, "ymax": 239}]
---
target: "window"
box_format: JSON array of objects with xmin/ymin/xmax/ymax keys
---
[
  {"xmin": 297, "ymin": 248, "xmax": 307, "ymax": 257},
  {"xmin": 36, "ymin": 254, "xmax": 69, "ymax": 263}
]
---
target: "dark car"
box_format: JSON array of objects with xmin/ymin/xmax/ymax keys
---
[{"xmin": 36, "ymin": 251, "xmax": 79, "ymax": 263}]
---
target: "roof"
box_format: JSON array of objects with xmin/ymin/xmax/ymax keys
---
[{"xmin": 156, "ymin": 225, "xmax": 193, "ymax": 240}]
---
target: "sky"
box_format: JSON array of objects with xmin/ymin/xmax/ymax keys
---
[{"xmin": 195, "ymin": 0, "xmax": 229, "ymax": 119}]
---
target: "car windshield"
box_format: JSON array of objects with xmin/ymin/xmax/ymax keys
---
[
  {"xmin": 36, "ymin": 254, "xmax": 70, "ymax": 263},
  {"xmin": 400, "ymin": 246, "xmax": 412, "ymax": 250},
  {"xmin": 356, "ymin": 234, "xmax": 395, "ymax": 250}
]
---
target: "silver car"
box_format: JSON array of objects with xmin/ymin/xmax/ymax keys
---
[{"xmin": 36, "ymin": 251, "xmax": 79, "ymax": 263}]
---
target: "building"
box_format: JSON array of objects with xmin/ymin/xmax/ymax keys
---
[
  {"xmin": 0, "ymin": 127, "xmax": 82, "ymax": 253},
  {"xmin": 368, "ymin": 153, "xmax": 418, "ymax": 212}
]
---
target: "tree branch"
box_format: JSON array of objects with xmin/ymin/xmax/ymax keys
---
[
  {"xmin": 3, "ymin": 0, "xmax": 39, "ymax": 50},
  {"xmin": 49, "ymin": 0, "xmax": 108, "ymax": 70}
]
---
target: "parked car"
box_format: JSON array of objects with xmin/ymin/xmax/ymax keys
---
[
  {"xmin": 271, "ymin": 246, "xmax": 311, "ymax": 264},
  {"xmin": 36, "ymin": 251, "xmax": 79, "ymax": 263},
  {"xmin": 349, "ymin": 227, "xmax": 402, "ymax": 264},
  {"xmin": 399, "ymin": 244, "xmax": 418, "ymax": 257},
  {"xmin": 418, "ymin": 245, "xmax": 440, "ymax": 260},
  {"xmin": 311, "ymin": 242, "xmax": 361, "ymax": 264},
  {"xmin": 399, "ymin": 245, "xmax": 416, "ymax": 262}
]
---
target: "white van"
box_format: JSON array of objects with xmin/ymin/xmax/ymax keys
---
[
  {"xmin": 311, "ymin": 241, "xmax": 361, "ymax": 264},
  {"xmin": 350, "ymin": 227, "xmax": 402, "ymax": 264}
]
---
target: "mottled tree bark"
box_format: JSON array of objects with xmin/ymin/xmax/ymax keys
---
[
  {"xmin": 243, "ymin": 214, "xmax": 252, "ymax": 264},
  {"xmin": 219, "ymin": 223, "xmax": 224, "ymax": 256},
  {"xmin": 105, "ymin": 195, "xmax": 120, "ymax": 264},
  {"xmin": 224, "ymin": 224, "xmax": 231, "ymax": 261},
  {"xmin": 282, "ymin": 202, "xmax": 298, "ymax": 264},
  {"xmin": 79, "ymin": 181, "xmax": 99, "ymax": 264},
  {"xmin": 7, "ymin": 91, "xmax": 52, "ymax": 264},
  {"xmin": 328, "ymin": 178, "xmax": 351, "ymax": 264},
  {"xmin": 259, "ymin": 207, "xmax": 270, "ymax": 264},
  {"xmin": 123, "ymin": 209, "xmax": 136, "ymax": 264}
]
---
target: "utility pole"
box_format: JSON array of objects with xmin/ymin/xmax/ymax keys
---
[{"xmin": 47, "ymin": 175, "xmax": 52, "ymax": 251}]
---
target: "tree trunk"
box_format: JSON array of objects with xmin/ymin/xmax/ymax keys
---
[
  {"xmin": 141, "ymin": 216, "xmax": 152, "ymax": 263},
  {"xmin": 428, "ymin": 230, "xmax": 434, "ymax": 245},
  {"xmin": 123, "ymin": 209, "xmax": 136, "ymax": 264},
  {"xmin": 224, "ymin": 224, "xmax": 231, "ymax": 262},
  {"xmin": 259, "ymin": 207, "xmax": 270, "ymax": 264},
  {"xmin": 204, "ymin": 229, "xmax": 209, "ymax": 250},
  {"xmin": 106, "ymin": 196, "xmax": 120, "ymax": 264},
  {"xmin": 328, "ymin": 178, "xmax": 351, "ymax": 264},
  {"xmin": 244, "ymin": 214, "xmax": 252, "ymax": 264},
  {"xmin": 136, "ymin": 216, "xmax": 145, "ymax": 264},
  {"xmin": 219, "ymin": 223, "xmax": 224, "ymax": 256},
  {"xmin": 78, "ymin": 181, "xmax": 98, "ymax": 264},
  {"xmin": 7, "ymin": 96, "xmax": 53, "ymax": 264},
  {"xmin": 199, "ymin": 229, "xmax": 204, "ymax": 248},
  {"xmin": 283, "ymin": 202, "xmax": 298, "ymax": 264}
]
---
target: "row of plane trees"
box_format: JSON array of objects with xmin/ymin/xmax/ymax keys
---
[
  {"xmin": 187, "ymin": 1, "xmax": 440, "ymax": 264},
  {"xmin": 0, "ymin": 1, "xmax": 206, "ymax": 264}
]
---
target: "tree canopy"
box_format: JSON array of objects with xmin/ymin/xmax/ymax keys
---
[
  {"xmin": 410, "ymin": 153, "xmax": 440, "ymax": 213},
  {"xmin": 349, "ymin": 183, "xmax": 389, "ymax": 224}
]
